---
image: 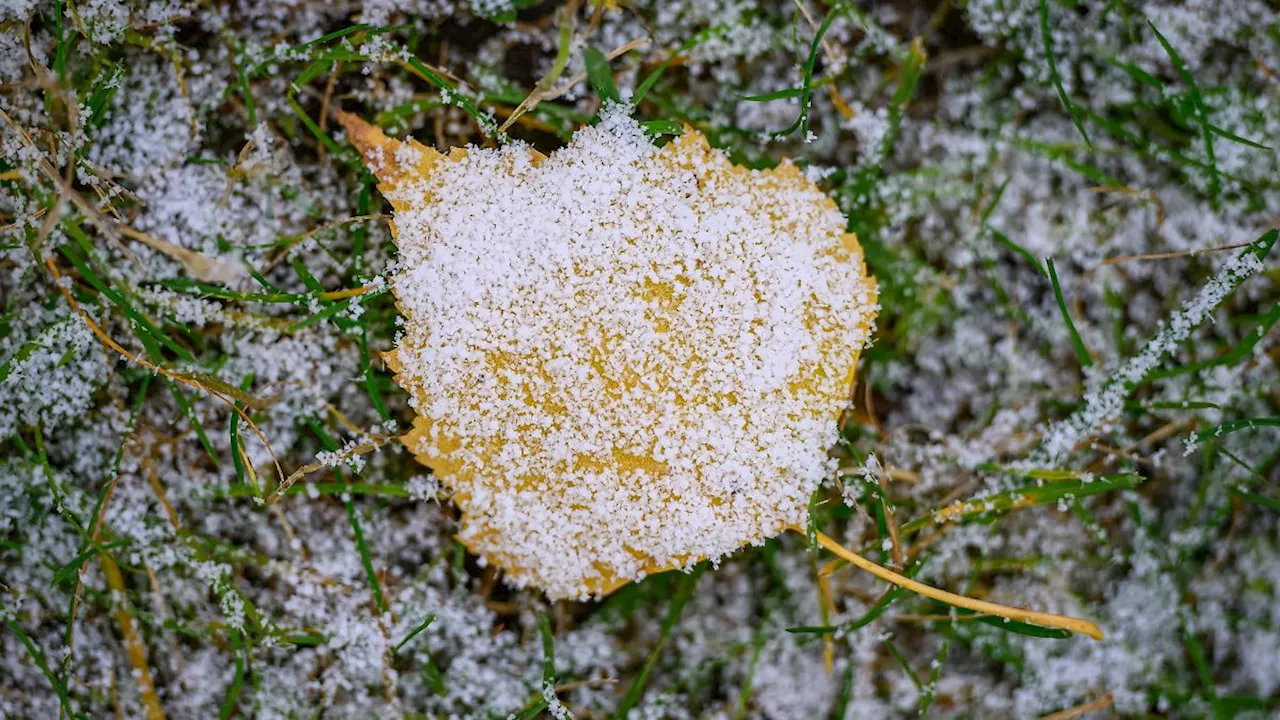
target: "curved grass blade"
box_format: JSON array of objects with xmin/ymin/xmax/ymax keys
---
[
  {"xmin": 1046, "ymin": 257, "xmax": 1094, "ymax": 368},
  {"xmin": 1040, "ymin": 0, "xmax": 1091, "ymax": 148}
]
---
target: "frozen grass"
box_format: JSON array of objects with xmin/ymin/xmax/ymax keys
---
[{"xmin": 1, "ymin": 0, "xmax": 1278, "ymax": 718}]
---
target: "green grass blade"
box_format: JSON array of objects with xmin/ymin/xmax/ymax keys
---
[
  {"xmin": 1147, "ymin": 20, "xmax": 1220, "ymax": 206},
  {"xmin": 5, "ymin": 616, "xmax": 82, "ymax": 719},
  {"xmin": 306, "ymin": 417, "xmax": 389, "ymax": 614},
  {"xmin": 218, "ymin": 629, "xmax": 247, "ymax": 720},
  {"xmin": 614, "ymin": 564, "xmax": 705, "ymax": 718},
  {"xmin": 393, "ymin": 614, "xmax": 435, "ymax": 655},
  {"xmin": 632, "ymin": 25, "xmax": 730, "ymax": 106},
  {"xmin": 916, "ymin": 638, "xmax": 950, "ymax": 717},
  {"xmin": 1233, "ymin": 487, "xmax": 1280, "ymax": 512},
  {"xmin": 979, "ymin": 179, "xmax": 1048, "ymax": 277},
  {"xmin": 1046, "ymin": 257, "xmax": 1094, "ymax": 368},
  {"xmin": 900, "ymin": 474, "xmax": 1144, "ymax": 534},
  {"xmin": 538, "ymin": 613, "xmax": 557, "ymax": 686},
  {"xmin": 584, "ymin": 46, "xmax": 620, "ymax": 105},
  {"xmin": 1188, "ymin": 417, "xmax": 1280, "ymax": 447},
  {"xmin": 740, "ymin": 87, "xmax": 802, "ymax": 102},
  {"xmin": 1040, "ymin": 0, "xmax": 1092, "ymax": 148},
  {"xmin": 973, "ymin": 614, "xmax": 1072, "ymax": 639}
]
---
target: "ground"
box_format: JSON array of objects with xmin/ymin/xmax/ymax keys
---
[{"xmin": 1, "ymin": 0, "xmax": 1278, "ymax": 718}]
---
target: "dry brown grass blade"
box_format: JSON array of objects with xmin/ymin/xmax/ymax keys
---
[
  {"xmin": 143, "ymin": 457, "xmax": 182, "ymax": 531},
  {"xmin": 101, "ymin": 554, "xmax": 168, "ymax": 720},
  {"xmin": 317, "ymin": 284, "xmax": 380, "ymax": 301},
  {"xmin": 45, "ymin": 257, "xmax": 286, "ymax": 487},
  {"xmin": 263, "ymin": 213, "xmax": 390, "ymax": 271},
  {"xmin": 876, "ymin": 463, "xmax": 905, "ymax": 569},
  {"xmin": 1088, "ymin": 185, "xmax": 1165, "ymax": 228},
  {"xmin": 542, "ymin": 37, "xmax": 651, "ymax": 103},
  {"xmin": 0, "ymin": 107, "xmax": 140, "ymax": 265},
  {"xmin": 1037, "ymin": 693, "xmax": 1114, "ymax": 720},
  {"xmin": 298, "ymin": 214, "xmax": 391, "ymax": 243},
  {"xmin": 814, "ymin": 557, "xmax": 839, "ymax": 674},
  {"xmin": 179, "ymin": 371, "xmax": 280, "ymax": 411},
  {"xmin": 791, "ymin": 0, "xmax": 855, "ymax": 119},
  {"xmin": 117, "ymin": 225, "xmax": 246, "ymax": 284},
  {"xmin": 219, "ymin": 138, "xmax": 261, "ymax": 209},
  {"xmin": 143, "ymin": 561, "xmax": 187, "ymax": 676},
  {"xmin": 931, "ymin": 495, "xmax": 1031, "ymax": 524},
  {"xmin": 498, "ymin": 0, "xmax": 581, "ymax": 133},
  {"xmin": 265, "ymin": 434, "xmax": 391, "ymax": 504},
  {"xmin": 62, "ymin": 404, "xmax": 146, "ymax": 679},
  {"xmin": 1095, "ymin": 241, "xmax": 1253, "ymax": 270},
  {"xmin": 318, "ymin": 63, "xmax": 341, "ymax": 137}
]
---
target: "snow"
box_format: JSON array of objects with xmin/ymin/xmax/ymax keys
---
[{"xmin": 2, "ymin": 0, "xmax": 1278, "ymax": 717}]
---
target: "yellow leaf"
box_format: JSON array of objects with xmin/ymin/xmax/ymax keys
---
[{"xmin": 340, "ymin": 110, "xmax": 878, "ymax": 600}]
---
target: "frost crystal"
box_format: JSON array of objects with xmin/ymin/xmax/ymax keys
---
[{"xmin": 1037, "ymin": 244, "xmax": 1267, "ymax": 462}]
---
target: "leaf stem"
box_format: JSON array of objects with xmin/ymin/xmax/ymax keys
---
[{"xmin": 804, "ymin": 529, "xmax": 1104, "ymax": 640}]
